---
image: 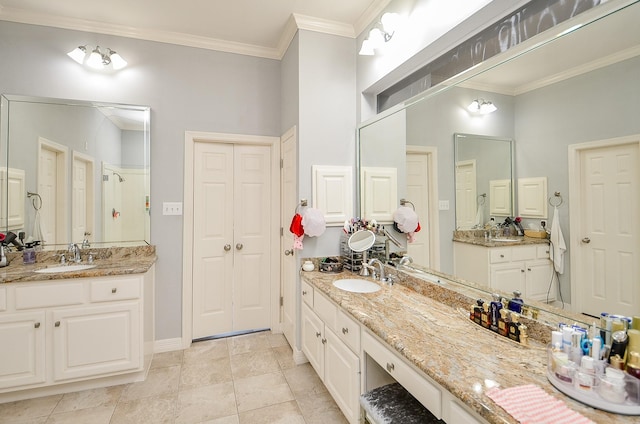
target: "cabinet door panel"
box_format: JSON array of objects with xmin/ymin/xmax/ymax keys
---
[
  {"xmin": 301, "ymin": 303, "xmax": 324, "ymax": 377},
  {"xmin": 525, "ymin": 260, "xmax": 555, "ymax": 302},
  {"xmin": 0, "ymin": 312, "xmax": 46, "ymax": 389},
  {"xmin": 490, "ymin": 263, "xmax": 526, "ymax": 295},
  {"xmin": 52, "ymin": 302, "xmax": 140, "ymax": 381},
  {"xmin": 325, "ymin": 327, "xmax": 360, "ymax": 424}
]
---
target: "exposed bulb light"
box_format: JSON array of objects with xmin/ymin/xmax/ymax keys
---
[
  {"xmin": 358, "ymin": 12, "xmax": 401, "ymax": 56},
  {"xmin": 468, "ymin": 99, "xmax": 497, "ymax": 114},
  {"xmin": 67, "ymin": 44, "xmax": 127, "ymax": 71}
]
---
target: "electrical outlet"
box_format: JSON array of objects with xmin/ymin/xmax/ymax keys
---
[{"xmin": 163, "ymin": 202, "xmax": 183, "ymax": 216}]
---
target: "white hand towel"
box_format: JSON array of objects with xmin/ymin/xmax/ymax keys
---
[
  {"xmin": 550, "ymin": 206, "xmax": 566, "ymax": 274},
  {"xmin": 475, "ymin": 205, "xmax": 484, "ymax": 227}
]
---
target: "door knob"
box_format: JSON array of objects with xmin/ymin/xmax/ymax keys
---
[
  {"xmin": 236, "ymin": 243, "xmax": 243, "ymax": 250},
  {"xmin": 224, "ymin": 244, "xmax": 231, "ymax": 251},
  {"xmin": 582, "ymin": 237, "xmax": 591, "ymax": 244},
  {"xmin": 284, "ymin": 249, "xmax": 293, "ymax": 256}
]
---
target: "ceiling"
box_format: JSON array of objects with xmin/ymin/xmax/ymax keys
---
[{"xmin": 0, "ymin": 0, "xmax": 390, "ymax": 59}]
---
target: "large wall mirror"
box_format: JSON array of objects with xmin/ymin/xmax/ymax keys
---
[
  {"xmin": 0, "ymin": 95, "xmax": 151, "ymax": 248},
  {"xmin": 357, "ymin": 0, "xmax": 640, "ymax": 321}
]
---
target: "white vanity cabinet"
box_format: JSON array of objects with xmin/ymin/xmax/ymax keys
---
[
  {"xmin": 301, "ymin": 280, "xmax": 360, "ymax": 424},
  {"xmin": 454, "ymin": 242, "xmax": 555, "ymax": 302},
  {"xmin": 0, "ymin": 267, "xmax": 154, "ymax": 400}
]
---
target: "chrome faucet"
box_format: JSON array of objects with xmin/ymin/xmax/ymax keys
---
[
  {"xmin": 366, "ymin": 258, "xmax": 394, "ymax": 285},
  {"xmin": 68, "ymin": 243, "xmax": 82, "ymax": 263}
]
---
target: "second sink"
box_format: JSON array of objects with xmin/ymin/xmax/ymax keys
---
[
  {"xmin": 333, "ymin": 279, "xmax": 381, "ymax": 293},
  {"xmin": 35, "ymin": 264, "xmax": 97, "ymax": 274}
]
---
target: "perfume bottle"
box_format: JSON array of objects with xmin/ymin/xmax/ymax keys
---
[
  {"xmin": 473, "ymin": 299, "xmax": 484, "ymax": 325},
  {"xmin": 508, "ymin": 312, "xmax": 521, "ymax": 342},
  {"xmin": 498, "ymin": 309, "xmax": 510, "ymax": 337},
  {"xmin": 507, "ymin": 290, "xmax": 524, "ymax": 313},
  {"xmin": 489, "ymin": 293, "xmax": 502, "ymax": 333},
  {"xmin": 481, "ymin": 303, "xmax": 491, "ymax": 329}
]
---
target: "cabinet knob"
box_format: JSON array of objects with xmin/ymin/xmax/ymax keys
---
[
  {"xmin": 386, "ymin": 362, "xmax": 395, "ymax": 372},
  {"xmin": 55, "ymin": 321, "xmax": 61, "ymax": 327},
  {"xmin": 316, "ymin": 331, "xmax": 321, "ymax": 338},
  {"xmin": 321, "ymin": 338, "xmax": 327, "ymax": 345},
  {"xmin": 342, "ymin": 327, "xmax": 349, "ymax": 335},
  {"xmin": 527, "ymin": 268, "xmax": 532, "ymax": 272},
  {"xmin": 500, "ymin": 254, "xmax": 504, "ymax": 258},
  {"xmin": 302, "ymin": 290, "xmax": 307, "ymax": 295},
  {"xmin": 521, "ymin": 269, "xmax": 525, "ymax": 273},
  {"xmin": 34, "ymin": 322, "xmax": 40, "ymax": 329},
  {"xmin": 112, "ymin": 288, "xmax": 117, "ymax": 294},
  {"xmin": 236, "ymin": 243, "xmax": 243, "ymax": 250},
  {"xmin": 224, "ymin": 244, "xmax": 231, "ymax": 251}
]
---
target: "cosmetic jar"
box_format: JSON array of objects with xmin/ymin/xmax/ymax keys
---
[{"xmin": 597, "ymin": 368, "xmax": 627, "ymax": 403}]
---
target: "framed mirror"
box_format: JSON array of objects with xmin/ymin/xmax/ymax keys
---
[
  {"xmin": 454, "ymin": 133, "xmax": 514, "ymax": 229},
  {"xmin": 0, "ymin": 94, "xmax": 151, "ymax": 248}
]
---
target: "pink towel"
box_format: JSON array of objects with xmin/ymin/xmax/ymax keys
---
[{"xmin": 486, "ymin": 384, "xmax": 594, "ymax": 424}]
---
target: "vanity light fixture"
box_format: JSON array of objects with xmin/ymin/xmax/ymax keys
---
[
  {"xmin": 359, "ymin": 12, "xmax": 401, "ymax": 56},
  {"xmin": 67, "ymin": 45, "xmax": 127, "ymax": 70},
  {"xmin": 467, "ymin": 98, "xmax": 497, "ymax": 115}
]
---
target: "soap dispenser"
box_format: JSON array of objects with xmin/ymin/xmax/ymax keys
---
[{"xmin": 23, "ymin": 242, "xmax": 37, "ymax": 264}]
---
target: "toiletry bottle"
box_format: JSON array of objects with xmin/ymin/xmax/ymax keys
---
[
  {"xmin": 519, "ymin": 325, "xmax": 528, "ymax": 346},
  {"xmin": 609, "ymin": 330, "xmax": 629, "ymax": 362},
  {"xmin": 627, "ymin": 351, "xmax": 640, "ymax": 379},
  {"xmin": 508, "ymin": 312, "xmax": 521, "ymax": 342},
  {"xmin": 489, "ymin": 293, "xmax": 502, "ymax": 333},
  {"xmin": 473, "ymin": 299, "xmax": 484, "ymax": 325},
  {"xmin": 569, "ymin": 332, "xmax": 584, "ymax": 364},
  {"xmin": 481, "ymin": 303, "xmax": 491, "ymax": 329},
  {"xmin": 507, "ymin": 290, "xmax": 524, "ymax": 313},
  {"xmin": 22, "ymin": 242, "xmax": 36, "ymax": 264},
  {"xmin": 498, "ymin": 309, "xmax": 510, "ymax": 337}
]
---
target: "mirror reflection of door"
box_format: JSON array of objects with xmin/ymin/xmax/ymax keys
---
[
  {"xmin": 72, "ymin": 152, "xmax": 94, "ymax": 244},
  {"xmin": 455, "ymin": 160, "xmax": 476, "ymax": 229},
  {"xmin": 406, "ymin": 149, "xmax": 430, "ymax": 267},
  {"xmin": 38, "ymin": 137, "xmax": 68, "ymax": 247},
  {"xmin": 102, "ymin": 163, "xmax": 146, "ymax": 244}
]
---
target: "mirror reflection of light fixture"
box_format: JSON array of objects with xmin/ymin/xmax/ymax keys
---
[
  {"xmin": 359, "ymin": 12, "xmax": 400, "ymax": 56},
  {"xmin": 467, "ymin": 98, "xmax": 497, "ymax": 114},
  {"xmin": 67, "ymin": 45, "xmax": 127, "ymax": 70}
]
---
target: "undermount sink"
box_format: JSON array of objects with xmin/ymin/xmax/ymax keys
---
[
  {"xmin": 34, "ymin": 264, "xmax": 97, "ymax": 274},
  {"xmin": 492, "ymin": 238, "xmax": 521, "ymax": 242},
  {"xmin": 333, "ymin": 279, "xmax": 381, "ymax": 293}
]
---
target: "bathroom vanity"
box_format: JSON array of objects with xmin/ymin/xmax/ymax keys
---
[
  {"xmin": 0, "ymin": 246, "xmax": 155, "ymax": 403},
  {"xmin": 300, "ymin": 264, "xmax": 628, "ymax": 424},
  {"xmin": 452, "ymin": 233, "xmax": 555, "ymax": 303}
]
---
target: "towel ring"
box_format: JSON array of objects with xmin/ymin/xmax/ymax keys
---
[
  {"xmin": 295, "ymin": 199, "xmax": 308, "ymax": 214},
  {"xmin": 400, "ymin": 198, "xmax": 415, "ymax": 210},
  {"xmin": 27, "ymin": 192, "xmax": 42, "ymax": 211},
  {"xmin": 477, "ymin": 193, "xmax": 486, "ymax": 206},
  {"xmin": 548, "ymin": 192, "xmax": 563, "ymax": 208}
]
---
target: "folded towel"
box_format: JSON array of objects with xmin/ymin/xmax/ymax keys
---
[
  {"xmin": 550, "ymin": 206, "xmax": 566, "ymax": 274},
  {"xmin": 486, "ymin": 384, "xmax": 594, "ymax": 424}
]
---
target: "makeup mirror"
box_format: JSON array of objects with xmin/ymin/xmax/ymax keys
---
[{"xmin": 347, "ymin": 230, "xmax": 376, "ymax": 252}]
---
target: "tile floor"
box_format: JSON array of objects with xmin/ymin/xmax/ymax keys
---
[{"xmin": 0, "ymin": 331, "xmax": 349, "ymax": 424}]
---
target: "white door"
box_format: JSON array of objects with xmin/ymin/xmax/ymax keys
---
[
  {"xmin": 281, "ymin": 128, "xmax": 297, "ymax": 346},
  {"xmin": 455, "ymin": 160, "xmax": 476, "ymax": 229},
  {"xmin": 406, "ymin": 151, "xmax": 430, "ymax": 267},
  {"xmin": 39, "ymin": 149, "xmax": 60, "ymax": 245},
  {"xmin": 192, "ymin": 142, "xmax": 271, "ymax": 339},
  {"xmin": 572, "ymin": 139, "xmax": 639, "ymax": 317},
  {"xmin": 72, "ymin": 154, "xmax": 94, "ymax": 244}
]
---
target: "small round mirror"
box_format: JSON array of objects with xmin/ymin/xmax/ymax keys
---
[{"xmin": 348, "ymin": 230, "xmax": 376, "ymax": 252}]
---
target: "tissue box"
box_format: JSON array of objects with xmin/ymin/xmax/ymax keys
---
[{"xmin": 524, "ymin": 229, "xmax": 548, "ymax": 239}]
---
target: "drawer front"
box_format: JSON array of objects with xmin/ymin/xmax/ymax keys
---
[
  {"xmin": 336, "ymin": 309, "xmax": 361, "ymax": 353},
  {"xmin": 15, "ymin": 283, "xmax": 84, "ymax": 309},
  {"xmin": 537, "ymin": 244, "xmax": 551, "ymax": 259},
  {"xmin": 362, "ymin": 331, "xmax": 442, "ymax": 418},
  {"xmin": 301, "ymin": 280, "xmax": 314, "ymax": 307},
  {"xmin": 314, "ymin": 291, "xmax": 337, "ymax": 330},
  {"xmin": 91, "ymin": 277, "xmax": 141, "ymax": 302},
  {"xmin": 489, "ymin": 248, "xmax": 511, "ymax": 264},
  {"xmin": 0, "ymin": 287, "xmax": 5, "ymax": 311},
  {"xmin": 511, "ymin": 245, "xmax": 536, "ymax": 261}
]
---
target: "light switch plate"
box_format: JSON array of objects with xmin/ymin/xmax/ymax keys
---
[
  {"xmin": 163, "ymin": 202, "xmax": 183, "ymax": 216},
  {"xmin": 438, "ymin": 200, "xmax": 450, "ymax": 210}
]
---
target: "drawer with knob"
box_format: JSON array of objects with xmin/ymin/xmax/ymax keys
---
[
  {"xmin": 301, "ymin": 280, "xmax": 314, "ymax": 307},
  {"xmin": 336, "ymin": 309, "xmax": 360, "ymax": 353},
  {"xmin": 90, "ymin": 277, "xmax": 141, "ymax": 302}
]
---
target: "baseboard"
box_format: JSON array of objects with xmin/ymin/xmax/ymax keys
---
[
  {"xmin": 154, "ymin": 337, "xmax": 184, "ymax": 353},
  {"xmin": 292, "ymin": 347, "xmax": 308, "ymax": 365}
]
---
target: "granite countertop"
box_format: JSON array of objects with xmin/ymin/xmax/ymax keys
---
[
  {"xmin": 301, "ymin": 268, "xmax": 631, "ymax": 424},
  {"xmin": 0, "ymin": 245, "xmax": 156, "ymax": 284},
  {"xmin": 453, "ymin": 230, "xmax": 549, "ymax": 248}
]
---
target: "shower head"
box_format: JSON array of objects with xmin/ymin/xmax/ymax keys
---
[{"xmin": 113, "ymin": 172, "xmax": 125, "ymax": 182}]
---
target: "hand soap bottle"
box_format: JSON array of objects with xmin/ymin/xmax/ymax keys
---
[{"xmin": 23, "ymin": 242, "xmax": 37, "ymax": 264}]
